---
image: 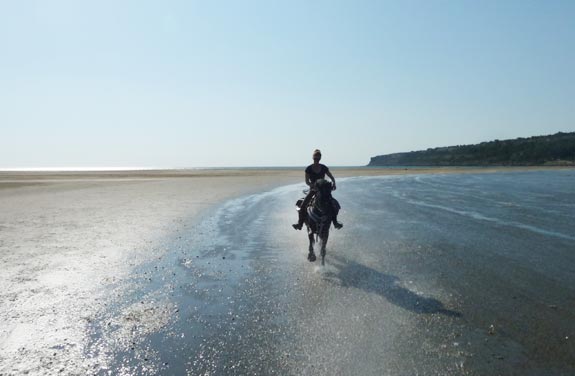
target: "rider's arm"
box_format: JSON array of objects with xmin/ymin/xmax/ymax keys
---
[
  {"xmin": 305, "ymin": 172, "xmax": 312, "ymax": 187},
  {"xmin": 326, "ymin": 169, "xmax": 337, "ymax": 190}
]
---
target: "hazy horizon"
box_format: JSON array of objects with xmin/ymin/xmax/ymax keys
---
[
  {"xmin": 1, "ymin": 130, "xmax": 572, "ymax": 171},
  {"xmin": 2, "ymin": 1, "xmax": 574, "ymax": 168}
]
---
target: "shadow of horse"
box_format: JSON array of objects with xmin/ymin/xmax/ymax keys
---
[{"xmin": 323, "ymin": 255, "xmax": 462, "ymax": 317}]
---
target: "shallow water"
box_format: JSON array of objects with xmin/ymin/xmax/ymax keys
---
[
  {"xmin": 80, "ymin": 170, "xmax": 575, "ymax": 375},
  {"xmin": 2, "ymin": 171, "xmax": 574, "ymax": 375}
]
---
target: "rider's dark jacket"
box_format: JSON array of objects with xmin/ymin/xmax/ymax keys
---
[
  {"xmin": 305, "ymin": 164, "xmax": 329, "ymax": 187},
  {"xmin": 300, "ymin": 164, "xmax": 332, "ymax": 214}
]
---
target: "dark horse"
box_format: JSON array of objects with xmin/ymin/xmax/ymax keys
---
[{"xmin": 295, "ymin": 179, "xmax": 338, "ymax": 264}]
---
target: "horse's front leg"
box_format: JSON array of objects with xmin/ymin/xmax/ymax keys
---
[
  {"xmin": 307, "ymin": 230, "xmax": 316, "ymax": 262},
  {"xmin": 320, "ymin": 228, "xmax": 329, "ymax": 259}
]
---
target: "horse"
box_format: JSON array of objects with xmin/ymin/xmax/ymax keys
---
[{"xmin": 296, "ymin": 179, "xmax": 337, "ymax": 264}]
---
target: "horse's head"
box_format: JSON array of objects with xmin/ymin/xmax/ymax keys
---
[
  {"xmin": 315, "ymin": 178, "xmax": 332, "ymax": 195},
  {"xmin": 313, "ymin": 179, "xmax": 333, "ymax": 212}
]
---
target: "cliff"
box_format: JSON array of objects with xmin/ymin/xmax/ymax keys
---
[{"xmin": 368, "ymin": 132, "xmax": 575, "ymax": 167}]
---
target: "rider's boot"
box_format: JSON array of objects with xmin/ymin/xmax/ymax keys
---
[
  {"xmin": 331, "ymin": 198, "xmax": 343, "ymax": 229},
  {"xmin": 333, "ymin": 217, "xmax": 343, "ymax": 229},
  {"xmin": 292, "ymin": 209, "xmax": 305, "ymax": 230}
]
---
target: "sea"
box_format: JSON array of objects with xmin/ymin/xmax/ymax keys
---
[{"xmin": 88, "ymin": 169, "xmax": 575, "ymax": 375}]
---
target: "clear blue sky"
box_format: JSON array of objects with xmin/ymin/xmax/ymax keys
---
[{"xmin": 1, "ymin": 0, "xmax": 574, "ymax": 168}]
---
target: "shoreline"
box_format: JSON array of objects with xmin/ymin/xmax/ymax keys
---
[
  {"xmin": 0, "ymin": 165, "xmax": 571, "ymax": 182},
  {"xmin": 1, "ymin": 166, "xmax": 571, "ymax": 197}
]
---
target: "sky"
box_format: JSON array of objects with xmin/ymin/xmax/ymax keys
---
[{"xmin": 1, "ymin": 0, "xmax": 574, "ymax": 168}]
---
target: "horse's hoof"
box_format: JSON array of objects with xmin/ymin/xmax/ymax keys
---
[
  {"xmin": 334, "ymin": 222, "xmax": 343, "ymax": 229},
  {"xmin": 292, "ymin": 223, "xmax": 302, "ymax": 230},
  {"xmin": 308, "ymin": 252, "xmax": 316, "ymax": 262}
]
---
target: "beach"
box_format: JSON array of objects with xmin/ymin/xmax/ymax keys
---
[
  {"xmin": 0, "ymin": 168, "xmax": 307, "ymax": 374},
  {"xmin": 0, "ymin": 167, "xmax": 573, "ymax": 375}
]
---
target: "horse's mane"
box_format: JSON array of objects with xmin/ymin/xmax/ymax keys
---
[{"xmin": 312, "ymin": 179, "xmax": 333, "ymax": 214}]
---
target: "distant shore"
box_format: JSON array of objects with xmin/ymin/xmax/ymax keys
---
[
  {"xmin": 1, "ymin": 165, "xmax": 571, "ymax": 198},
  {"xmin": 1, "ymin": 165, "xmax": 571, "ymax": 183}
]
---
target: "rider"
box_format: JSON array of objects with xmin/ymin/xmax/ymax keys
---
[{"xmin": 292, "ymin": 149, "xmax": 343, "ymax": 230}]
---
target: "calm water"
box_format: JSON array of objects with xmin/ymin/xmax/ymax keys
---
[{"xmin": 94, "ymin": 170, "xmax": 575, "ymax": 375}]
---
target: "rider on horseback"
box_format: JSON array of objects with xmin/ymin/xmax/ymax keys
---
[{"xmin": 292, "ymin": 149, "xmax": 343, "ymax": 230}]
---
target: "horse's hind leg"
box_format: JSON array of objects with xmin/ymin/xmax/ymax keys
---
[{"xmin": 307, "ymin": 232, "xmax": 316, "ymax": 262}]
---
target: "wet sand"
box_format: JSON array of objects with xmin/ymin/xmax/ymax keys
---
[
  {"xmin": 0, "ymin": 169, "xmax": 305, "ymax": 375},
  {"xmin": 0, "ymin": 167, "xmax": 572, "ymax": 375}
]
